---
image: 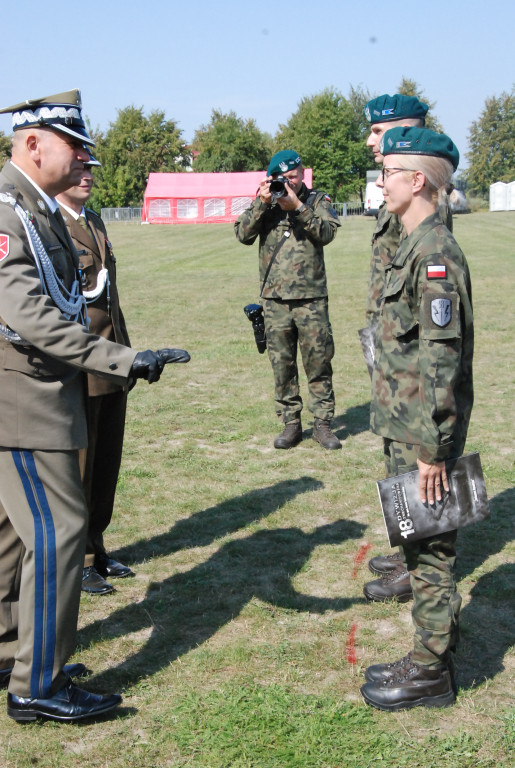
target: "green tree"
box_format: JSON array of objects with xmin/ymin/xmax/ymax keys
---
[
  {"xmin": 273, "ymin": 86, "xmax": 371, "ymax": 201},
  {"xmin": 397, "ymin": 77, "xmax": 444, "ymax": 132},
  {"xmin": 192, "ymin": 110, "xmax": 272, "ymax": 172},
  {"xmin": 466, "ymin": 86, "xmax": 515, "ymax": 197},
  {"xmin": 89, "ymin": 107, "xmax": 190, "ymax": 209},
  {"xmin": 0, "ymin": 130, "xmax": 11, "ymax": 165}
]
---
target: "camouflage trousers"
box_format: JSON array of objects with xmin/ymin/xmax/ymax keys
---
[
  {"xmin": 384, "ymin": 439, "xmax": 462, "ymax": 667},
  {"xmin": 262, "ymin": 297, "xmax": 335, "ymax": 423}
]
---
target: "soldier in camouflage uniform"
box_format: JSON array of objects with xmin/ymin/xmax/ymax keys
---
[
  {"xmin": 234, "ymin": 150, "xmax": 341, "ymax": 450},
  {"xmin": 362, "ymin": 95, "xmax": 454, "ymax": 601},
  {"xmin": 360, "ymin": 127, "xmax": 474, "ymax": 711}
]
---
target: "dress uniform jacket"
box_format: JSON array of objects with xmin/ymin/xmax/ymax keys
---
[
  {"xmin": 61, "ymin": 207, "xmax": 131, "ymax": 395},
  {"xmin": 0, "ymin": 161, "xmax": 136, "ymax": 698},
  {"xmin": 0, "ymin": 163, "xmax": 135, "ymax": 449},
  {"xmin": 60, "ymin": 205, "xmax": 132, "ymax": 561}
]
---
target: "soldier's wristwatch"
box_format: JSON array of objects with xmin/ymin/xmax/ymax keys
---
[{"xmin": 294, "ymin": 204, "xmax": 306, "ymax": 216}]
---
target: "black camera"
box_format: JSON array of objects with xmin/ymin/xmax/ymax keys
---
[
  {"xmin": 243, "ymin": 303, "xmax": 267, "ymax": 354},
  {"xmin": 269, "ymin": 175, "xmax": 289, "ymax": 200}
]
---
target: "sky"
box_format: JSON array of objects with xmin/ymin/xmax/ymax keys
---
[{"xmin": 2, "ymin": 0, "xmax": 514, "ymax": 172}]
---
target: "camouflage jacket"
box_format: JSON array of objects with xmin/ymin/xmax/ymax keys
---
[
  {"xmin": 234, "ymin": 183, "xmax": 340, "ymax": 300},
  {"xmin": 366, "ymin": 199, "xmax": 453, "ymax": 326},
  {"xmin": 370, "ymin": 212, "xmax": 474, "ymax": 464}
]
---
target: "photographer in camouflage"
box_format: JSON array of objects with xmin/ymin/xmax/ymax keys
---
[
  {"xmin": 360, "ymin": 127, "xmax": 474, "ymax": 711},
  {"xmin": 235, "ymin": 151, "xmax": 341, "ymax": 450}
]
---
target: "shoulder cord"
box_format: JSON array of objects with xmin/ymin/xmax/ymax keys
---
[
  {"xmin": 0, "ymin": 193, "xmax": 88, "ymax": 344},
  {"xmin": 83, "ymin": 265, "xmax": 109, "ymax": 302}
]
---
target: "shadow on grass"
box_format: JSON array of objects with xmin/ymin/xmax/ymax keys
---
[
  {"xmin": 82, "ymin": 513, "xmax": 366, "ymax": 691},
  {"xmin": 330, "ymin": 402, "xmax": 371, "ymax": 442},
  {"xmin": 113, "ymin": 475, "xmax": 325, "ymax": 566},
  {"xmin": 456, "ymin": 486, "xmax": 515, "ymax": 690}
]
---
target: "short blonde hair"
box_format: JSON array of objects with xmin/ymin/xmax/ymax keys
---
[{"xmin": 392, "ymin": 153, "xmax": 454, "ymax": 192}]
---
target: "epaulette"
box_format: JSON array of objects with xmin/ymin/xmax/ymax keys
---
[
  {"xmin": 0, "ymin": 191, "xmax": 16, "ymax": 207},
  {"xmin": 84, "ymin": 206, "xmax": 100, "ymax": 218}
]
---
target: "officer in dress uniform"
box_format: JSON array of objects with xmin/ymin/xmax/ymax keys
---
[
  {"xmin": 57, "ymin": 158, "xmax": 133, "ymax": 595},
  {"xmin": 361, "ymin": 94, "xmax": 454, "ymax": 604},
  {"xmin": 0, "ymin": 90, "xmax": 189, "ymax": 723}
]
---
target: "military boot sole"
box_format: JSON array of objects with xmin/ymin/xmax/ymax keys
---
[{"xmin": 360, "ymin": 683, "xmax": 456, "ymax": 711}]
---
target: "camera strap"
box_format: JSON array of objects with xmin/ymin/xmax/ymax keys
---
[
  {"xmin": 260, "ymin": 232, "xmax": 290, "ymax": 296},
  {"xmin": 259, "ymin": 189, "xmax": 321, "ymax": 297}
]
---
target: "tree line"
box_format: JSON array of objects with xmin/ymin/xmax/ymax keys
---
[{"xmin": 0, "ymin": 80, "xmax": 513, "ymax": 208}]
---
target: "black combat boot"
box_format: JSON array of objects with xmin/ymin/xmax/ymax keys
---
[
  {"xmin": 363, "ymin": 565, "xmax": 413, "ymax": 602},
  {"xmin": 274, "ymin": 419, "xmax": 302, "ymax": 449},
  {"xmin": 361, "ymin": 655, "xmax": 456, "ymax": 711},
  {"xmin": 364, "ymin": 651, "xmax": 457, "ymax": 691},
  {"xmin": 312, "ymin": 418, "xmax": 341, "ymax": 450},
  {"xmin": 368, "ymin": 551, "xmax": 404, "ymax": 575}
]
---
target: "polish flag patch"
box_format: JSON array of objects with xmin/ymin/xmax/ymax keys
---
[
  {"xmin": 0, "ymin": 234, "xmax": 9, "ymax": 261},
  {"xmin": 427, "ymin": 264, "xmax": 446, "ymax": 279}
]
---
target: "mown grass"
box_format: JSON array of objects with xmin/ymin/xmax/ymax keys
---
[{"xmin": 0, "ymin": 211, "xmax": 513, "ymax": 767}]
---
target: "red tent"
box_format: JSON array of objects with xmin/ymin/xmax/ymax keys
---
[{"xmin": 142, "ymin": 169, "xmax": 313, "ymax": 224}]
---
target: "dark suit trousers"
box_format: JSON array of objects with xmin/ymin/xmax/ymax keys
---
[{"xmin": 80, "ymin": 389, "xmax": 127, "ymax": 564}]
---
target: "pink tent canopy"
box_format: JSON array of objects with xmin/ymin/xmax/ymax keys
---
[{"xmin": 142, "ymin": 169, "xmax": 313, "ymax": 224}]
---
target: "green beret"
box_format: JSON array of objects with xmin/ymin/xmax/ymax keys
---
[
  {"xmin": 380, "ymin": 126, "xmax": 460, "ymax": 171},
  {"xmin": 267, "ymin": 150, "xmax": 302, "ymax": 176},
  {"xmin": 363, "ymin": 94, "xmax": 428, "ymax": 124}
]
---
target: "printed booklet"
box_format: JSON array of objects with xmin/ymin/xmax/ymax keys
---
[{"xmin": 377, "ymin": 452, "xmax": 489, "ymax": 547}]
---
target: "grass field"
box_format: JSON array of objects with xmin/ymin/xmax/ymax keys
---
[{"xmin": 1, "ymin": 212, "xmax": 513, "ymax": 767}]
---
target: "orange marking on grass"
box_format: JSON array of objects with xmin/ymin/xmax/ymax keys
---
[{"xmin": 352, "ymin": 541, "xmax": 372, "ymax": 579}]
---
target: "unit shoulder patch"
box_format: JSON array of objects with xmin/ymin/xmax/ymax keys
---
[{"xmin": 0, "ymin": 234, "xmax": 9, "ymax": 260}]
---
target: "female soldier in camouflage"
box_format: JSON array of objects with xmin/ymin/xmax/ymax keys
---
[{"xmin": 360, "ymin": 127, "xmax": 474, "ymax": 711}]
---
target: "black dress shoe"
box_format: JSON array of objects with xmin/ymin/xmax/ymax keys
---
[
  {"xmin": 363, "ymin": 566, "xmax": 413, "ymax": 602},
  {"xmin": 1, "ymin": 662, "xmax": 87, "ymax": 690},
  {"xmin": 82, "ymin": 566, "xmax": 115, "ymax": 595},
  {"xmin": 7, "ymin": 680, "xmax": 122, "ymax": 722},
  {"xmin": 95, "ymin": 553, "xmax": 134, "ymax": 579},
  {"xmin": 360, "ymin": 659, "xmax": 455, "ymax": 711}
]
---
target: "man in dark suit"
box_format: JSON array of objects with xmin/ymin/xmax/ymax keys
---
[
  {"xmin": 0, "ymin": 90, "xmax": 189, "ymax": 722},
  {"xmin": 57, "ymin": 159, "xmax": 133, "ymax": 595}
]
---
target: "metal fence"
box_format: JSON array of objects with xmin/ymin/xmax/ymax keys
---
[
  {"xmin": 101, "ymin": 202, "xmax": 365, "ymax": 223},
  {"xmin": 332, "ymin": 201, "xmax": 365, "ymax": 217},
  {"xmin": 101, "ymin": 207, "xmax": 142, "ymax": 223}
]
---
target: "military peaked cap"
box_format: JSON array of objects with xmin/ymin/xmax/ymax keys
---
[
  {"xmin": 364, "ymin": 94, "xmax": 429, "ymax": 124},
  {"xmin": 85, "ymin": 148, "xmax": 101, "ymax": 168},
  {"xmin": 380, "ymin": 126, "xmax": 460, "ymax": 171},
  {"xmin": 267, "ymin": 150, "xmax": 302, "ymax": 176},
  {"xmin": 0, "ymin": 88, "xmax": 95, "ymax": 147}
]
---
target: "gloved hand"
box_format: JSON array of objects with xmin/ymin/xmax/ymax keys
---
[
  {"xmin": 129, "ymin": 348, "xmax": 190, "ymax": 384},
  {"xmin": 156, "ymin": 348, "xmax": 191, "ymax": 365}
]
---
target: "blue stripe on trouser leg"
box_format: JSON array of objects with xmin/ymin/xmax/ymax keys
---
[{"xmin": 12, "ymin": 450, "xmax": 57, "ymax": 699}]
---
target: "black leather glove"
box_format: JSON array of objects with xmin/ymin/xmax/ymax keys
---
[
  {"xmin": 130, "ymin": 348, "xmax": 190, "ymax": 384},
  {"xmin": 156, "ymin": 348, "xmax": 191, "ymax": 365}
]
